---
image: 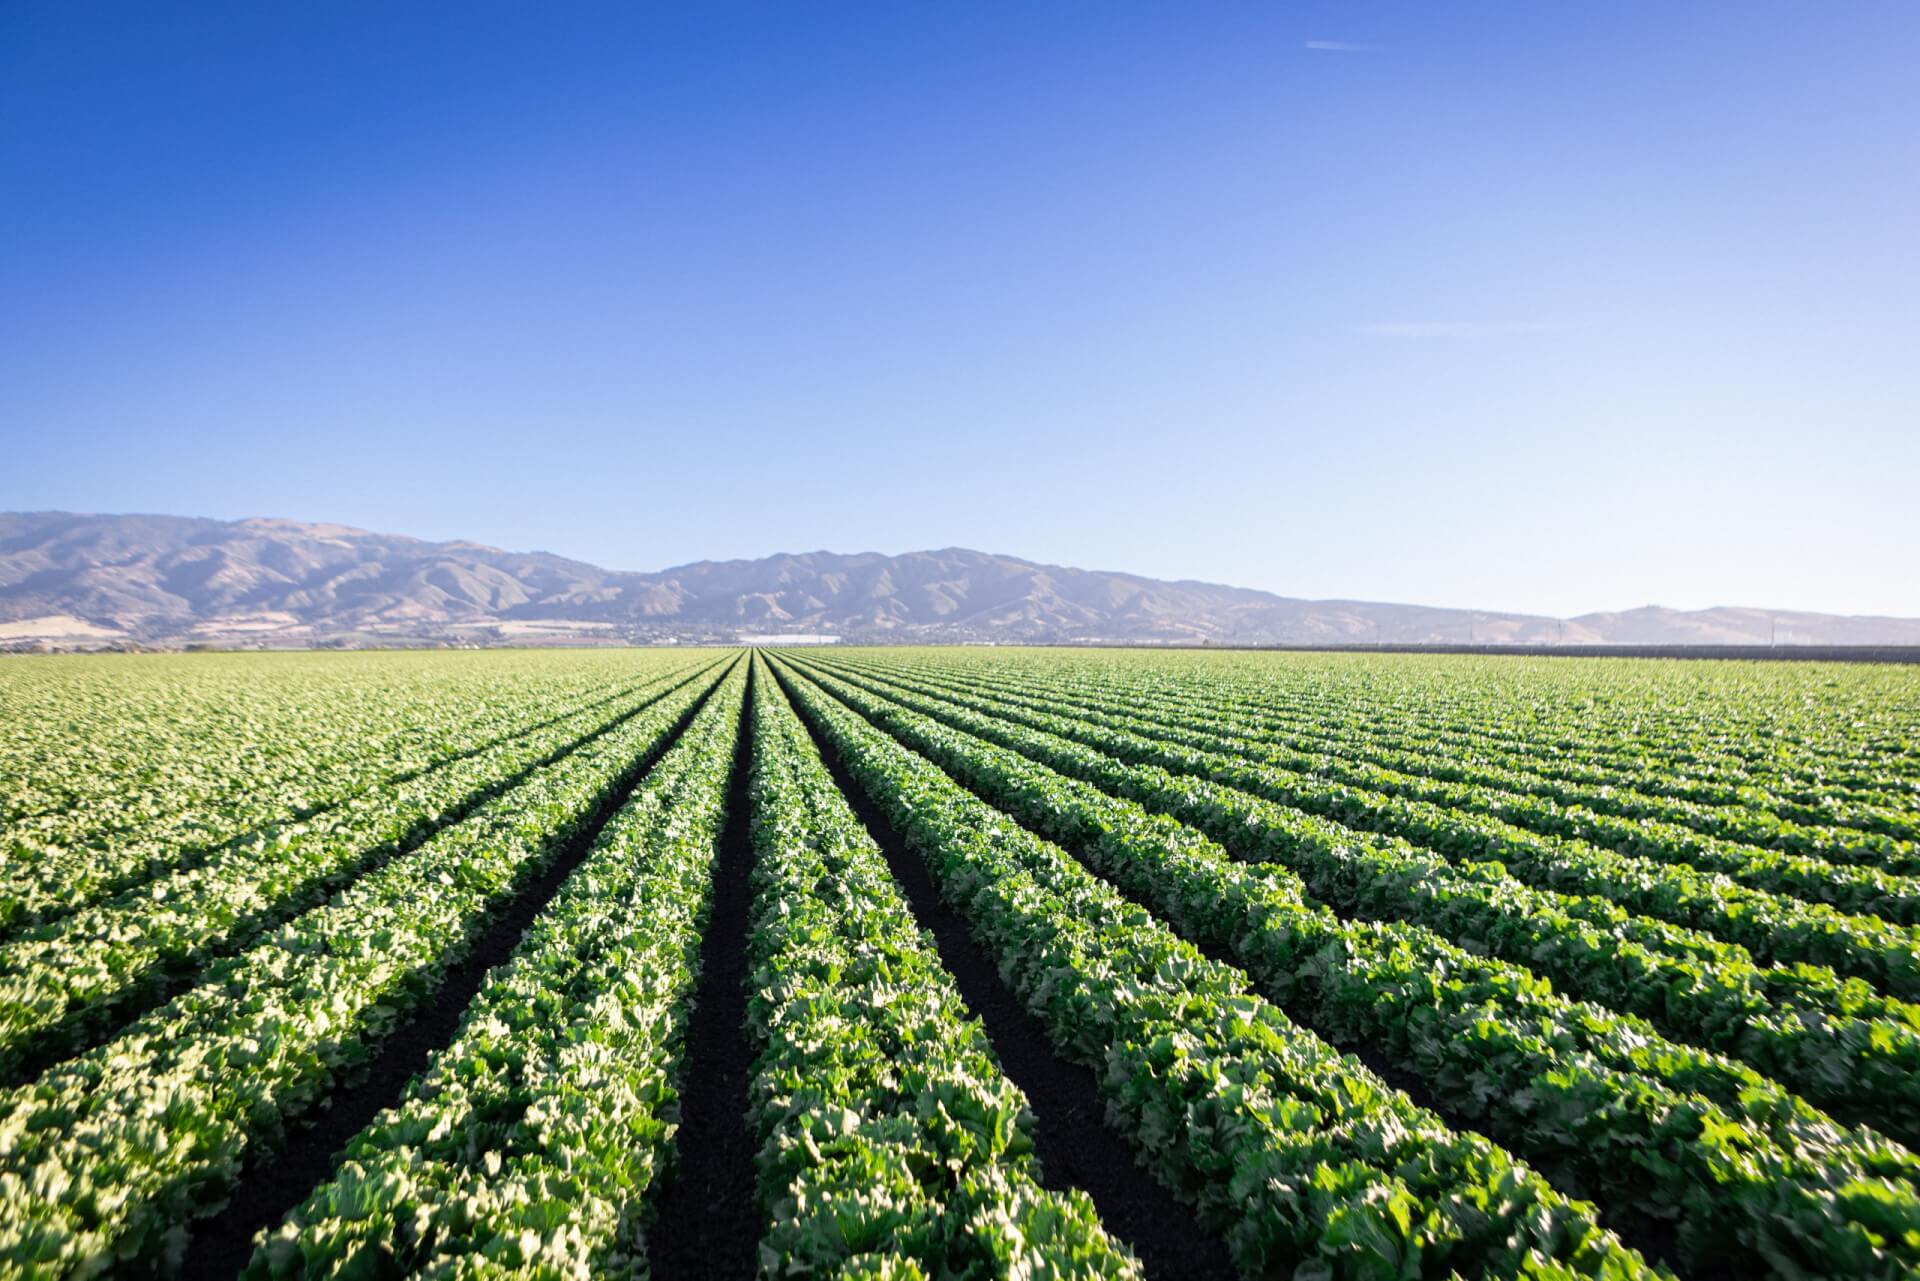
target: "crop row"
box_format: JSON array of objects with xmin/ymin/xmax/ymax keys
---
[
  {"xmin": 837, "ymin": 655, "xmax": 1919, "ymax": 903},
  {"xmin": 766, "ymin": 658, "xmax": 1663, "ymax": 1281},
  {"xmin": 875, "ymin": 650, "xmax": 1918, "ymax": 807},
  {"xmin": 1, "ymin": 650, "xmax": 681, "ymax": 853},
  {"xmin": 0, "ymin": 657, "xmax": 732, "ymax": 1277},
  {"xmin": 782, "ymin": 656, "xmax": 1920, "ymax": 1280},
  {"xmin": 244, "ymin": 659, "xmax": 749, "ymax": 1279},
  {"xmin": 0, "ymin": 657, "xmax": 729, "ymax": 1083},
  {"xmin": 745, "ymin": 656, "xmax": 1140, "ymax": 1277},
  {"xmin": 253, "ymin": 656, "xmax": 1144, "ymax": 1280},
  {"xmin": 859, "ymin": 655, "xmax": 1920, "ymax": 862},
  {"xmin": 809, "ymin": 656, "xmax": 1920, "ymax": 998},
  {"xmin": 940, "ymin": 652, "xmax": 1920, "ymax": 821},
  {"xmin": 798, "ymin": 658, "xmax": 1920, "ymax": 1140},
  {"xmin": 0, "ymin": 654, "xmax": 713, "ymax": 934}
]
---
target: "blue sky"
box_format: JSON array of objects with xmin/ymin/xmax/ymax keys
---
[{"xmin": 3, "ymin": 2, "xmax": 1915, "ymax": 617}]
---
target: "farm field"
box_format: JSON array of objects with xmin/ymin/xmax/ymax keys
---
[{"xmin": 0, "ymin": 646, "xmax": 1916, "ymax": 1279}]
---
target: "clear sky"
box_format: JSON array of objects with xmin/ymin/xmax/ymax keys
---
[{"xmin": 3, "ymin": 2, "xmax": 1916, "ymax": 618}]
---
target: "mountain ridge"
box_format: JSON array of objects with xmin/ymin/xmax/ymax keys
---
[{"xmin": 3, "ymin": 511, "xmax": 1916, "ymax": 649}]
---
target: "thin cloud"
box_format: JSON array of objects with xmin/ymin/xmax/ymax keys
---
[
  {"xmin": 1359, "ymin": 321, "xmax": 1550, "ymax": 339},
  {"xmin": 1305, "ymin": 40, "xmax": 1378, "ymax": 52}
]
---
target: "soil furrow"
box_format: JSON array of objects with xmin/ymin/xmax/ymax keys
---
[
  {"xmin": 179, "ymin": 659, "xmax": 738, "ymax": 1278},
  {"xmin": 770, "ymin": 658, "xmax": 1233, "ymax": 1279},
  {"xmin": 0, "ymin": 662, "xmax": 730, "ymax": 1092},
  {"xmin": 646, "ymin": 664, "xmax": 762, "ymax": 1280},
  {"xmin": 786, "ymin": 655, "xmax": 1688, "ymax": 1274},
  {"xmin": 2, "ymin": 661, "xmax": 719, "ymax": 945}
]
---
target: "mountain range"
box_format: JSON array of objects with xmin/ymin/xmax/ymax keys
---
[{"xmin": 2, "ymin": 511, "xmax": 1916, "ymax": 650}]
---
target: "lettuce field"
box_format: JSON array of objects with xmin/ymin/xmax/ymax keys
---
[{"xmin": 0, "ymin": 645, "xmax": 1916, "ymax": 1280}]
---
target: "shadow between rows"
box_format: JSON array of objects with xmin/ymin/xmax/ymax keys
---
[
  {"xmin": 767, "ymin": 656, "xmax": 1234, "ymax": 1279},
  {"xmin": 645, "ymin": 662, "xmax": 763, "ymax": 1280},
  {"xmin": 2, "ymin": 662, "xmax": 709, "ymax": 944},
  {"xmin": 0, "ymin": 661, "xmax": 729, "ymax": 1092},
  {"xmin": 782, "ymin": 654, "xmax": 1693, "ymax": 1277},
  {"xmin": 180, "ymin": 657, "xmax": 740, "ymax": 1279}
]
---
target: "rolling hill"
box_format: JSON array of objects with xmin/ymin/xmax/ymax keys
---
[{"xmin": 2, "ymin": 511, "xmax": 1915, "ymax": 649}]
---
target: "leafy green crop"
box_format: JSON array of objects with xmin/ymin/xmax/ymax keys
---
[
  {"xmin": 247, "ymin": 661, "xmax": 749, "ymax": 1279},
  {"xmin": 745, "ymin": 656, "xmax": 1138, "ymax": 1278},
  {"xmin": 772, "ymin": 657, "xmax": 1663, "ymax": 1280},
  {"xmin": 783, "ymin": 658, "xmax": 1919, "ymax": 1279},
  {"xmin": 808, "ymin": 656, "xmax": 1920, "ymax": 1136},
  {"xmin": 0, "ymin": 660, "xmax": 722, "ymax": 1080},
  {"xmin": 814, "ymin": 655, "xmax": 1920, "ymax": 997},
  {"xmin": 0, "ymin": 656, "xmax": 729, "ymax": 1276},
  {"xmin": 2, "ymin": 641, "xmax": 1913, "ymax": 1280}
]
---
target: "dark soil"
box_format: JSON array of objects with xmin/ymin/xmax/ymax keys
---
[
  {"xmin": 769, "ymin": 658, "xmax": 1235, "ymax": 1279},
  {"xmin": 2, "ymin": 662, "xmax": 716, "ymax": 948},
  {"xmin": 784, "ymin": 655, "xmax": 1696, "ymax": 1278},
  {"xmin": 646, "ymin": 665, "xmax": 763, "ymax": 1281},
  {"xmin": 0, "ymin": 661, "xmax": 729, "ymax": 1092},
  {"xmin": 179, "ymin": 659, "xmax": 738, "ymax": 1279}
]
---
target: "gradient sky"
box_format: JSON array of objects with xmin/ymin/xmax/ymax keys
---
[{"xmin": 4, "ymin": 2, "xmax": 1916, "ymax": 618}]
